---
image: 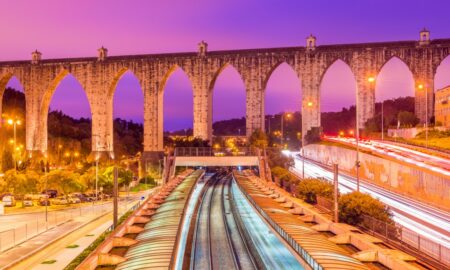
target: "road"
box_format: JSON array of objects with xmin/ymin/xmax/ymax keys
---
[
  {"xmin": 8, "ymin": 213, "xmax": 114, "ymax": 270},
  {"xmin": 0, "ymin": 195, "xmax": 141, "ymax": 232},
  {"xmin": 191, "ymin": 174, "xmax": 255, "ymax": 270},
  {"xmin": 326, "ymin": 136, "xmax": 450, "ymax": 177},
  {"xmin": 292, "ymin": 157, "xmax": 450, "ymax": 248}
]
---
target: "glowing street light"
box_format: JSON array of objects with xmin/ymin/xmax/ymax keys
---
[
  {"xmin": 339, "ymin": 131, "xmax": 344, "ymax": 137},
  {"xmin": 281, "ymin": 112, "xmax": 292, "ymax": 147},
  {"xmin": 7, "ymin": 118, "xmax": 21, "ymax": 172}
]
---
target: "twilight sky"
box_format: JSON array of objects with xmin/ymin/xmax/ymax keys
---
[{"xmin": 1, "ymin": 0, "xmax": 450, "ymax": 131}]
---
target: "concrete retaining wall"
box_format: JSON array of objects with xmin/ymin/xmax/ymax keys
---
[{"xmin": 304, "ymin": 144, "xmax": 450, "ymax": 210}]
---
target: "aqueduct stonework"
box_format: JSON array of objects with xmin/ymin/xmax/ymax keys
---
[{"xmin": 0, "ymin": 30, "xmax": 449, "ymax": 155}]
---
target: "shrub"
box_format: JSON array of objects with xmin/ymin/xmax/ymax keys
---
[
  {"xmin": 295, "ymin": 178, "xmax": 333, "ymax": 204},
  {"xmin": 338, "ymin": 192, "xmax": 393, "ymax": 226}
]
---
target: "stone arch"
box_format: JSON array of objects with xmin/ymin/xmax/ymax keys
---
[
  {"xmin": 159, "ymin": 64, "xmax": 193, "ymax": 94},
  {"xmin": 209, "ymin": 63, "xmax": 247, "ymax": 136},
  {"xmin": 377, "ymin": 55, "xmax": 413, "ymax": 76},
  {"xmin": 262, "ymin": 60, "xmax": 298, "ymax": 91},
  {"xmin": 209, "ymin": 63, "xmax": 245, "ymax": 93},
  {"xmin": 319, "ymin": 59, "xmax": 358, "ymax": 134},
  {"xmin": 264, "ymin": 61, "xmax": 302, "ymax": 144},
  {"xmin": 375, "ymin": 56, "xmax": 415, "ymax": 100},
  {"xmin": 434, "ymin": 54, "xmax": 450, "ymax": 91},
  {"xmin": 39, "ymin": 69, "xmax": 92, "ymax": 153},
  {"xmin": 109, "ymin": 69, "xmax": 145, "ymax": 157},
  {"xmin": 159, "ymin": 64, "xmax": 194, "ymax": 142},
  {"xmin": 0, "ymin": 72, "xmax": 22, "ymax": 124}
]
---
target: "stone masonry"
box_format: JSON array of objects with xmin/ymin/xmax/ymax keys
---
[{"xmin": 0, "ymin": 30, "xmax": 448, "ymax": 155}]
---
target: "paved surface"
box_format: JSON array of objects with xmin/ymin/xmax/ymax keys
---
[
  {"xmin": 9, "ymin": 213, "xmax": 112, "ymax": 270},
  {"xmin": 0, "ymin": 215, "xmax": 94, "ymax": 269},
  {"xmin": 292, "ymin": 157, "xmax": 450, "ymax": 248},
  {"xmin": 0, "ymin": 192, "xmax": 149, "ymax": 270}
]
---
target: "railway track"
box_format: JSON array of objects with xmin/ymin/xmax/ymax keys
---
[{"xmin": 190, "ymin": 173, "xmax": 256, "ymax": 270}]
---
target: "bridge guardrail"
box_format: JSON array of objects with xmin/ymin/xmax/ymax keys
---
[{"xmin": 174, "ymin": 147, "xmax": 259, "ymax": 157}]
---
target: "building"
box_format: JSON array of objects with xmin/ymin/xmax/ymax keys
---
[{"xmin": 435, "ymin": 85, "xmax": 450, "ymax": 128}]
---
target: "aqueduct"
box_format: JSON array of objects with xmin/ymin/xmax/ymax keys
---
[{"xmin": 0, "ymin": 29, "xmax": 449, "ymax": 156}]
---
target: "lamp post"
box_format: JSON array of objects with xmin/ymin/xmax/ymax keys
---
[
  {"xmin": 418, "ymin": 83, "xmax": 428, "ymax": 148},
  {"xmin": 301, "ymin": 101, "xmax": 314, "ymax": 179},
  {"xmin": 7, "ymin": 118, "xmax": 21, "ymax": 172},
  {"xmin": 280, "ymin": 112, "xmax": 292, "ymax": 147},
  {"xmin": 381, "ymin": 101, "xmax": 384, "ymax": 141}
]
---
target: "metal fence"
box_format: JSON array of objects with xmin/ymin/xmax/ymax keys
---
[
  {"xmin": 174, "ymin": 147, "xmax": 259, "ymax": 157},
  {"xmin": 316, "ymin": 196, "xmax": 449, "ymax": 267},
  {"xmin": 0, "ymin": 198, "xmax": 138, "ymax": 253}
]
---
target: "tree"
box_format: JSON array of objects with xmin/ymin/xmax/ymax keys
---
[
  {"xmin": 295, "ymin": 178, "xmax": 333, "ymax": 204},
  {"xmin": 41, "ymin": 170, "xmax": 85, "ymax": 196},
  {"xmin": 397, "ymin": 111, "xmax": 419, "ymax": 127},
  {"xmin": 249, "ymin": 129, "xmax": 268, "ymax": 149},
  {"xmin": 103, "ymin": 166, "xmax": 133, "ymax": 187},
  {"xmin": 338, "ymin": 192, "xmax": 393, "ymax": 226},
  {"xmin": 2, "ymin": 149, "xmax": 14, "ymax": 173}
]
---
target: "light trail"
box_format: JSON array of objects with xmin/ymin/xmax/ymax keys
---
[
  {"xmin": 291, "ymin": 157, "xmax": 450, "ymax": 248},
  {"xmin": 326, "ymin": 136, "xmax": 450, "ymax": 177}
]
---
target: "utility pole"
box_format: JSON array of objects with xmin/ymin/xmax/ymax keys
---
[
  {"xmin": 381, "ymin": 101, "xmax": 384, "ymax": 141},
  {"xmin": 333, "ymin": 164, "xmax": 339, "ymax": 223},
  {"xmin": 113, "ymin": 166, "xmax": 118, "ymax": 228}
]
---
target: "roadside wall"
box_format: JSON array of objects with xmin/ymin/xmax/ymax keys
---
[{"xmin": 304, "ymin": 144, "xmax": 450, "ymax": 210}]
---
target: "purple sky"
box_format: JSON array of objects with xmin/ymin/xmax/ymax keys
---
[{"xmin": 2, "ymin": 0, "xmax": 450, "ymax": 131}]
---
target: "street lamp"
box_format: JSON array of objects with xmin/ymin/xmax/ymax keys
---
[
  {"xmin": 281, "ymin": 112, "xmax": 292, "ymax": 147},
  {"xmin": 417, "ymin": 83, "xmax": 428, "ymax": 148},
  {"xmin": 301, "ymin": 101, "xmax": 314, "ymax": 179},
  {"xmin": 7, "ymin": 118, "xmax": 21, "ymax": 172}
]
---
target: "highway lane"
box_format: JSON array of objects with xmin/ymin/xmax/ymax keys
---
[
  {"xmin": 326, "ymin": 136, "xmax": 450, "ymax": 177},
  {"xmin": 292, "ymin": 157, "xmax": 450, "ymax": 248}
]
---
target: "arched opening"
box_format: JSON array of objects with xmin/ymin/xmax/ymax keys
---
[
  {"xmin": 320, "ymin": 59, "xmax": 357, "ymax": 136},
  {"xmin": 264, "ymin": 62, "xmax": 302, "ymax": 148},
  {"xmin": 434, "ymin": 55, "xmax": 450, "ymax": 130},
  {"xmin": 46, "ymin": 74, "xmax": 91, "ymax": 169},
  {"xmin": 210, "ymin": 64, "xmax": 246, "ymax": 149},
  {"xmin": 112, "ymin": 71, "xmax": 144, "ymax": 159},
  {"xmin": 374, "ymin": 57, "xmax": 415, "ymax": 136},
  {"xmin": 162, "ymin": 67, "xmax": 194, "ymax": 147},
  {"xmin": 1, "ymin": 75, "xmax": 26, "ymax": 173}
]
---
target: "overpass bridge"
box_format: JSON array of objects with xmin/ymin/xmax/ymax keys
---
[{"xmin": 163, "ymin": 147, "xmax": 270, "ymax": 184}]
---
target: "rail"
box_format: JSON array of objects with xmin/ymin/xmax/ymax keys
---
[
  {"xmin": 220, "ymin": 176, "xmax": 240, "ymax": 270},
  {"xmin": 316, "ymin": 196, "xmax": 450, "ymax": 268},
  {"xmin": 174, "ymin": 147, "xmax": 259, "ymax": 157}
]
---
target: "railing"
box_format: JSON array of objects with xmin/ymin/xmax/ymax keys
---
[
  {"xmin": 0, "ymin": 198, "xmax": 137, "ymax": 253},
  {"xmin": 174, "ymin": 147, "xmax": 259, "ymax": 157},
  {"xmin": 316, "ymin": 196, "xmax": 449, "ymax": 268}
]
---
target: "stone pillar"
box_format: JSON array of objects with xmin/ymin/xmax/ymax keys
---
[
  {"xmin": 245, "ymin": 80, "xmax": 265, "ymax": 137},
  {"xmin": 413, "ymin": 70, "xmax": 434, "ymax": 124},
  {"xmin": 354, "ymin": 72, "xmax": 376, "ymax": 130},
  {"xmin": 299, "ymin": 60, "xmax": 321, "ymax": 137},
  {"xmin": 142, "ymin": 81, "xmax": 163, "ymax": 151},
  {"xmin": 192, "ymin": 83, "xmax": 212, "ymax": 141},
  {"xmin": 192, "ymin": 67, "xmax": 212, "ymax": 142},
  {"xmin": 85, "ymin": 80, "xmax": 114, "ymax": 158}
]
